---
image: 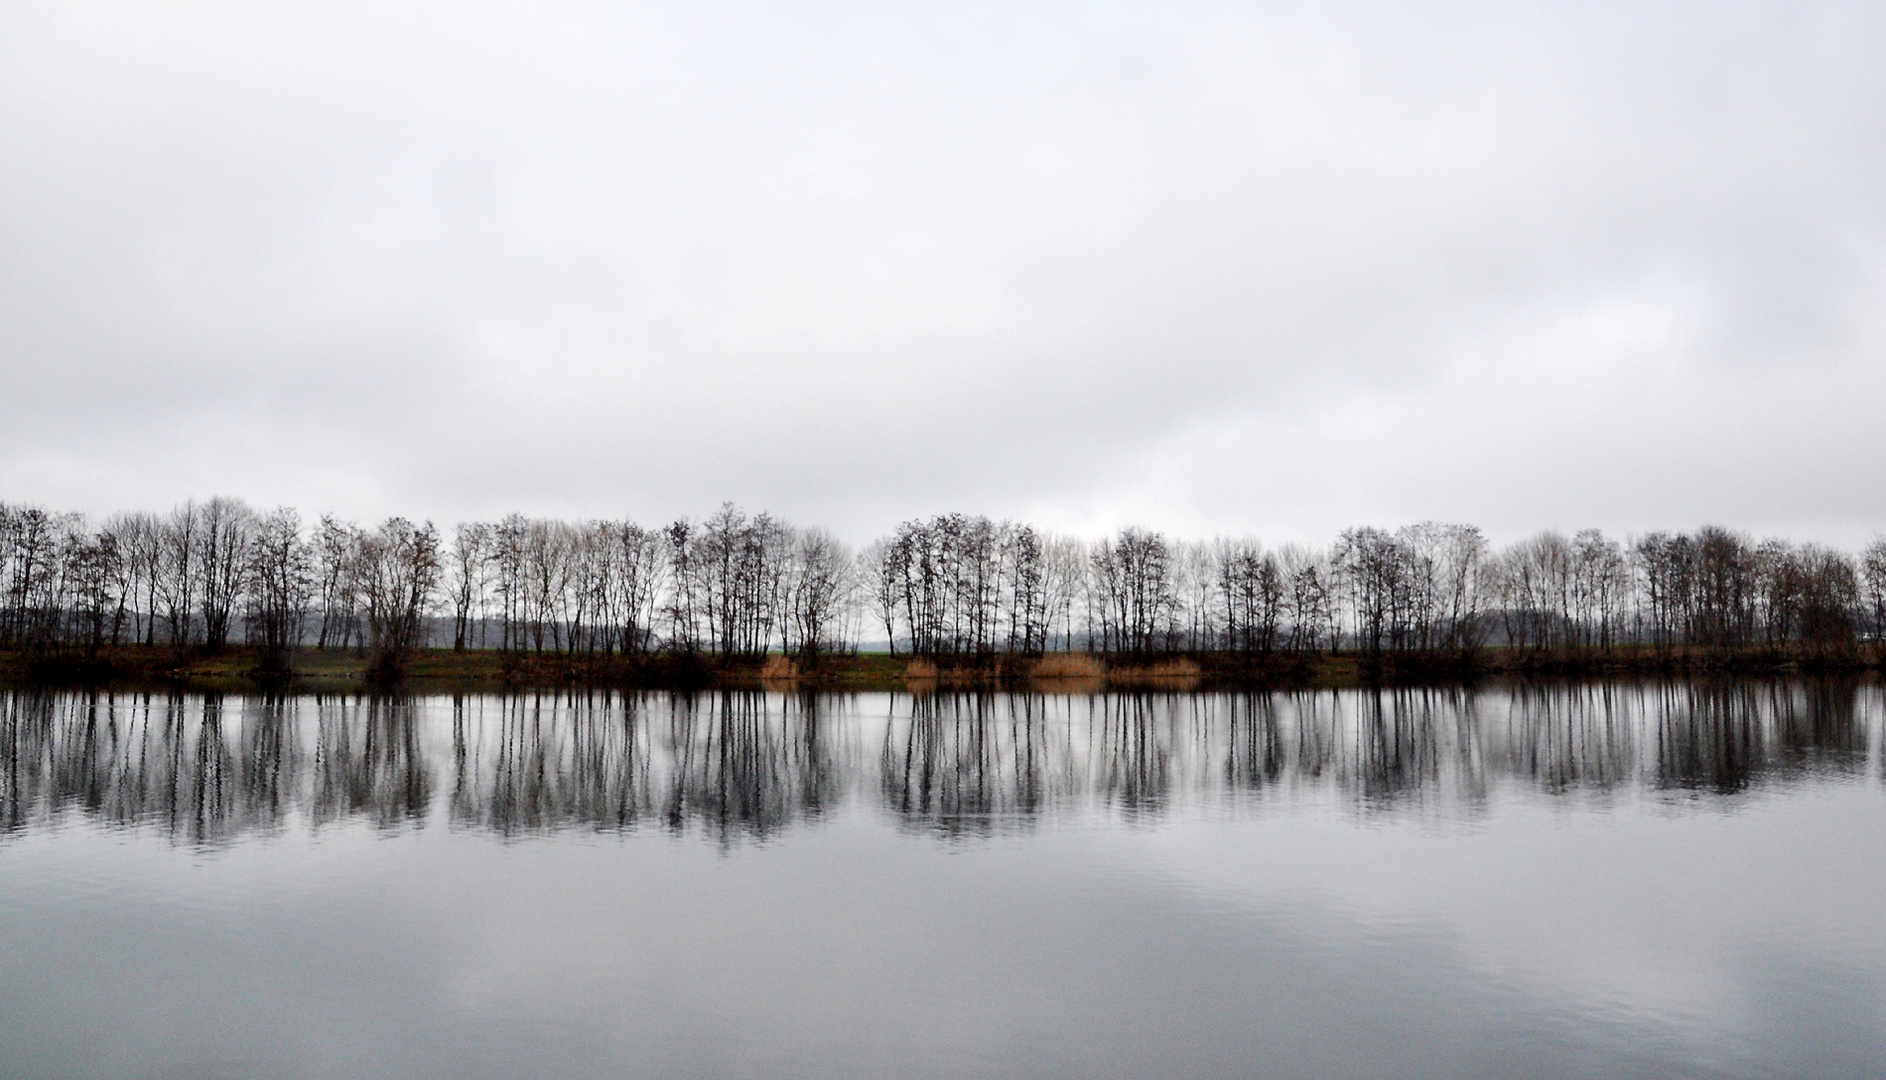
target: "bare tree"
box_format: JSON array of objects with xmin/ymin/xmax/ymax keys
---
[
  {"xmin": 1280, "ymin": 544, "xmax": 1334, "ymax": 655},
  {"xmin": 1861, "ymin": 538, "xmax": 1886, "ymax": 642},
  {"xmin": 1218, "ymin": 539, "xmax": 1284, "ymax": 657},
  {"xmin": 245, "ymin": 508, "xmax": 312, "ymax": 672},
  {"xmin": 448, "ymin": 522, "xmax": 492, "ymax": 651},
  {"xmin": 313, "ymin": 515, "xmax": 365, "ymax": 650},
  {"xmin": 1090, "ymin": 527, "xmax": 1173, "ymax": 656},
  {"xmin": 664, "ymin": 519, "xmax": 699, "ymax": 654},
  {"xmin": 197, "ymin": 496, "xmax": 255, "ymax": 650},
  {"xmin": 782, "ymin": 528, "xmax": 852, "ymax": 659},
  {"xmin": 66, "ymin": 524, "xmax": 121, "ymax": 657},
  {"xmin": 1334, "ymin": 527, "xmax": 1406, "ymax": 656},
  {"xmin": 359, "ymin": 518, "xmax": 442, "ymax": 676},
  {"xmin": 1041, "ymin": 535, "xmax": 1088, "ymax": 652},
  {"xmin": 155, "ymin": 501, "xmax": 200, "ymax": 651},
  {"xmin": 860, "ymin": 538, "xmax": 900, "ymax": 655},
  {"xmin": 610, "ymin": 520, "xmax": 664, "ymax": 655},
  {"xmin": 1002, "ymin": 524, "xmax": 1047, "ymax": 655},
  {"xmin": 103, "ymin": 512, "xmax": 159, "ymax": 647}
]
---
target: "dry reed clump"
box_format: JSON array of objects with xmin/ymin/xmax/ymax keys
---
[
  {"xmin": 1142, "ymin": 658, "xmax": 1201, "ymax": 678},
  {"xmin": 1104, "ymin": 656, "xmax": 1202, "ymax": 689},
  {"xmin": 1028, "ymin": 653, "xmax": 1106, "ymax": 679},
  {"xmin": 902, "ymin": 658, "xmax": 940, "ymax": 680},
  {"xmin": 760, "ymin": 654, "xmax": 799, "ymax": 682}
]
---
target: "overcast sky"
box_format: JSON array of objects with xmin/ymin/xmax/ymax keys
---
[{"xmin": 2, "ymin": 1, "xmax": 1883, "ymax": 545}]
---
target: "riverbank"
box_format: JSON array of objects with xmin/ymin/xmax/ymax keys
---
[{"xmin": 1, "ymin": 643, "xmax": 1879, "ymax": 694}]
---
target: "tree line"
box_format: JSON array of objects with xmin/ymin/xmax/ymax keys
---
[{"xmin": 5, "ymin": 498, "xmax": 1886, "ymax": 669}]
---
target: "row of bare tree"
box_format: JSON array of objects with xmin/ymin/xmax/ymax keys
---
[
  {"xmin": 445, "ymin": 505, "xmax": 853, "ymax": 660},
  {"xmin": 0, "ymin": 500, "xmax": 438, "ymax": 671},
  {"xmin": 7, "ymin": 499, "xmax": 1886, "ymax": 664}
]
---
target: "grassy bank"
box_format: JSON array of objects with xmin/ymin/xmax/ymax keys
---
[{"xmin": 1, "ymin": 643, "xmax": 1879, "ymax": 695}]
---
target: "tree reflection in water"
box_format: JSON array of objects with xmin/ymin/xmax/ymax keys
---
[
  {"xmin": 0, "ymin": 681, "xmax": 1877, "ymax": 845},
  {"xmin": 312, "ymin": 695, "xmax": 429, "ymax": 829}
]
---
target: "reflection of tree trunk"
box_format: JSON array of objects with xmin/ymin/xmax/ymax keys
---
[{"xmin": 0, "ymin": 683, "xmax": 1871, "ymax": 845}]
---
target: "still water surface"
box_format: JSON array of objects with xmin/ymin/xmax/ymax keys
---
[{"xmin": 2, "ymin": 683, "xmax": 1882, "ymax": 1079}]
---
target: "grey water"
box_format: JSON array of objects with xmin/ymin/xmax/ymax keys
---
[{"xmin": 1, "ymin": 684, "xmax": 1882, "ymax": 1080}]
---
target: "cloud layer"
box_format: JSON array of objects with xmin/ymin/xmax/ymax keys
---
[{"xmin": 3, "ymin": 1, "xmax": 1883, "ymax": 543}]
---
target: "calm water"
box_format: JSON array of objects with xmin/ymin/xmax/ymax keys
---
[{"xmin": 2, "ymin": 683, "xmax": 1882, "ymax": 1079}]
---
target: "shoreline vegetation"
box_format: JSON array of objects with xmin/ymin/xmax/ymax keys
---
[
  {"xmin": 6, "ymin": 497, "xmax": 1886, "ymax": 693},
  {"xmin": 5, "ymin": 643, "xmax": 1883, "ymax": 694}
]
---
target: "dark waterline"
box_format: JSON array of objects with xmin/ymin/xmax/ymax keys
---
[{"xmin": 2, "ymin": 684, "xmax": 1882, "ymax": 1079}]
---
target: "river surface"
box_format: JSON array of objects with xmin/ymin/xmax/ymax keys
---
[{"xmin": 2, "ymin": 682, "xmax": 1882, "ymax": 1079}]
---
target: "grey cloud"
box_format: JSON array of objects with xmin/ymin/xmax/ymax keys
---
[{"xmin": 2, "ymin": 1, "xmax": 1883, "ymax": 542}]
